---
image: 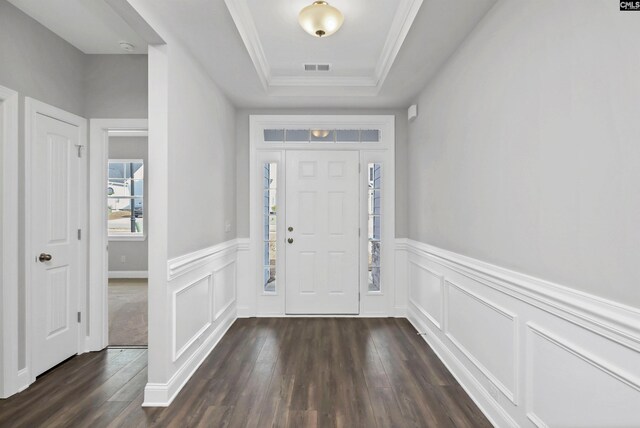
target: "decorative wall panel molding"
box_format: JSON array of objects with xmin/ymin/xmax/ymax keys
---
[
  {"xmin": 144, "ymin": 239, "xmax": 239, "ymax": 407},
  {"xmin": 399, "ymin": 238, "xmax": 640, "ymax": 427}
]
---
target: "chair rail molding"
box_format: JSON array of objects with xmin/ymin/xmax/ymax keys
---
[{"xmin": 399, "ymin": 238, "xmax": 640, "ymax": 427}]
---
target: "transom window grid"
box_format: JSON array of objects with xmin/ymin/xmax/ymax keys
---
[{"xmin": 263, "ymin": 129, "xmax": 380, "ymax": 144}]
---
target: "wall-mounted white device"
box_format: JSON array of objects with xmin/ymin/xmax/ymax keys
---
[{"xmin": 408, "ymin": 104, "xmax": 418, "ymax": 122}]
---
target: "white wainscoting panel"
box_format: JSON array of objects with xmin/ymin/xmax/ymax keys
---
[
  {"xmin": 235, "ymin": 238, "xmax": 253, "ymax": 317},
  {"xmin": 393, "ymin": 243, "xmax": 408, "ymax": 317},
  {"xmin": 173, "ymin": 274, "xmax": 213, "ymax": 362},
  {"xmin": 445, "ymin": 280, "xmax": 518, "ymax": 404},
  {"xmin": 408, "ymin": 259, "xmax": 444, "ymax": 329},
  {"xmin": 399, "ymin": 238, "xmax": 640, "ymax": 428},
  {"xmin": 213, "ymin": 261, "xmax": 236, "ymax": 321},
  {"xmin": 144, "ymin": 239, "xmax": 239, "ymax": 407},
  {"xmin": 526, "ymin": 324, "xmax": 640, "ymax": 428}
]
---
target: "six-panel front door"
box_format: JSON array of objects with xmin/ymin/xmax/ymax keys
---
[
  {"xmin": 31, "ymin": 113, "xmax": 80, "ymax": 376},
  {"xmin": 285, "ymin": 150, "xmax": 360, "ymax": 314}
]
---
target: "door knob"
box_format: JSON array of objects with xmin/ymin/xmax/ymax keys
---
[
  {"xmin": 38, "ymin": 253, "xmax": 52, "ymax": 262},
  {"xmin": 287, "ymin": 238, "xmax": 294, "ymax": 244}
]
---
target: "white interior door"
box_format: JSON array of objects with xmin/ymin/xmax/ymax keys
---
[
  {"xmin": 31, "ymin": 113, "xmax": 80, "ymax": 376},
  {"xmin": 285, "ymin": 150, "xmax": 360, "ymax": 314}
]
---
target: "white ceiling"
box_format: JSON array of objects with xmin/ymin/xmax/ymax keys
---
[
  {"xmin": 7, "ymin": 0, "xmax": 147, "ymax": 54},
  {"xmin": 9, "ymin": 0, "xmax": 497, "ymax": 108},
  {"xmin": 128, "ymin": 0, "xmax": 496, "ymax": 108},
  {"xmin": 225, "ymin": 0, "xmax": 423, "ymax": 96}
]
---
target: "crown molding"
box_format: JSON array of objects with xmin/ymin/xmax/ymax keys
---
[
  {"xmin": 374, "ymin": 0, "xmax": 424, "ymax": 86},
  {"xmin": 269, "ymin": 75, "xmax": 377, "ymax": 87},
  {"xmin": 223, "ymin": 0, "xmax": 423, "ymax": 95},
  {"xmin": 223, "ymin": 0, "xmax": 272, "ymax": 90}
]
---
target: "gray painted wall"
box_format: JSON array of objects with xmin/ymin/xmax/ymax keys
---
[
  {"xmin": 0, "ymin": 0, "xmax": 86, "ymax": 370},
  {"xmin": 235, "ymin": 108, "xmax": 409, "ymax": 239},
  {"xmin": 0, "ymin": 0, "xmax": 149, "ymax": 369},
  {"xmin": 166, "ymin": 43, "xmax": 237, "ymax": 258},
  {"xmin": 407, "ymin": 1, "xmax": 640, "ymax": 308},
  {"xmin": 0, "ymin": 1, "xmax": 86, "ymax": 117},
  {"xmin": 85, "ymin": 55, "xmax": 148, "ymax": 119},
  {"xmin": 108, "ymin": 136, "xmax": 149, "ymax": 273}
]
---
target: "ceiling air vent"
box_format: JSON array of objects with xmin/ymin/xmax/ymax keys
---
[{"xmin": 304, "ymin": 64, "xmax": 331, "ymax": 72}]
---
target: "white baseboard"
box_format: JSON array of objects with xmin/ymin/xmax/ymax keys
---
[
  {"xmin": 143, "ymin": 305, "xmax": 236, "ymax": 407},
  {"xmin": 408, "ymin": 305, "xmax": 517, "ymax": 427},
  {"xmin": 16, "ymin": 368, "xmax": 29, "ymax": 393},
  {"xmin": 236, "ymin": 306, "xmax": 253, "ymax": 318},
  {"xmin": 108, "ymin": 270, "xmax": 148, "ymax": 279},
  {"xmin": 400, "ymin": 238, "xmax": 640, "ymax": 427},
  {"xmin": 393, "ymin": 306, "xmax": 407, "ymax": 317}
]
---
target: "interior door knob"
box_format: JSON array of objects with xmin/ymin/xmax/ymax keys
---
[
  {"xmin": 38, "ymin": 253, "xmax": 52, "ymax": 262},
  {"xmin": 287, "ymin": 238, "xmax": 294, "ymax": 244}
]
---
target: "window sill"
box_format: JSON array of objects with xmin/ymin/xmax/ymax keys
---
[{"xmin": 108, "ymin": 235, "xmax": 147, "ymax": 242}]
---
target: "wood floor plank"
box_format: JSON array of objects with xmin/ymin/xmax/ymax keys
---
[
  {"xmin": 106, "ymin": 392, "xmax": 150, "ymax": 428},
  {"xmin": 194, "ymin": 405, "xmax": 234, "ymax": 428},
  {"xmin": 0, "ymin": 319, "xmax": 492, "ymax": 428},
  {"xmin": 0, "ymin": 349, "xmax": 145, "ymax": 427},
  {"xmin": 42, "ymin": 350, "xmax": 149, "ymax": 427},
  {"xmin": 108, "ymin": 367, "xmax": 148, "ymax": 402},
  {"xmin": 369, "ymin": 386, "xmax": 406, "ymax": 428}
]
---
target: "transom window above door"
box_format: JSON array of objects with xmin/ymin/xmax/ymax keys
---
[
  {"xmin": 263, "ymin": 129, "xmax": 380, "ymax": 143},
  {"xmin": 107, "ymin": 159, "xmax": 144, "ymax": 239}
]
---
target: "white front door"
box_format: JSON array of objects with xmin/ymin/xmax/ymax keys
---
[
  {"xmin": 31, "ymin": 113, "xmax": 80, "ymax": 376},
  {"xmin": 285, "ymin": 150, "xmax": 360, "ymax": 314}
]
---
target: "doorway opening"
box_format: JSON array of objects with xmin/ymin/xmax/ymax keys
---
[
  {"xmin": 88, "ymin": 119, "xmax": 148, "ymax": 351},
  {"xmin": 106, "ymin": 134, "xmax": 148, "ymax": 346}
]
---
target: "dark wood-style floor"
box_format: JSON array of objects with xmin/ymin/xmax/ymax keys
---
[
  {"xmin": 0, "ymin": 318, "xmax": 491, "ymax": 428},
  {"xmin": 108, "ymin": 279, "xmax": 148, "ymax": 346}
]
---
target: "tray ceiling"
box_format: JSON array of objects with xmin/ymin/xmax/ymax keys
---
[{"xmin": 225, "ymin": 0, "xmax": 424, "ymax": 96}]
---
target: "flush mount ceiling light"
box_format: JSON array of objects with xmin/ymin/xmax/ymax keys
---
[
  {"xmin": 311, "ymin": 129, "xmax": 330, "ymax": 138},
  {"xmin": 298, "ymin": 1, "xmax": 344, "ymax": 38}
]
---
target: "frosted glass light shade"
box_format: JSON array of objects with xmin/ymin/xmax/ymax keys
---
[{"xmin": 298, "ymin": 1, "xmax": 344, "ymax": 38}]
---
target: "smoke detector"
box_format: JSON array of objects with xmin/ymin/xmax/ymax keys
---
[{"xmin": 119, "ymin": 42, "xmax": 135, "ymax": 52}]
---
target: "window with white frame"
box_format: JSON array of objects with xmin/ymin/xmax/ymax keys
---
[
  {"xmin": 107, "ymin": 160, "xmax": 144, "ymax": 238},
  {"xmin": 368, "ymin": 163, "xmax": 382, "ymax": 292},
  {"xmin": 263, "ymin": 162, "xmax": 278, "ymax": 293}
]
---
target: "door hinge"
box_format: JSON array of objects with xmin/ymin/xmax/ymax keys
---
[
  {"xmin": 358, "ymin": 228, "xmax": 361, "ymax": 237},
  {"xmin": 75, "ymin": 144, "xmax": 84, "ymax": 158},
  {"xmin": 358, "ymin": 163, "xmax": 361, "ymax": 173},
  {"xmin": 77, "ymin": 312, "xmax": 81, "ymax": 323},
  {"xmin": 77, "ymin": 229, "xmax": 82, "ymax": 240}
]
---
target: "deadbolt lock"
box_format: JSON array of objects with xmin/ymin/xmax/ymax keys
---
[{"xmin": 288, "ymin": 226, "xmax": 293, "ymax": 232}]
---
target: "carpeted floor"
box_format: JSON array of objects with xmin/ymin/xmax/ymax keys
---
[{"xmin": 108, "ymin": 279, "xmax": 148, "ymax": 346}]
